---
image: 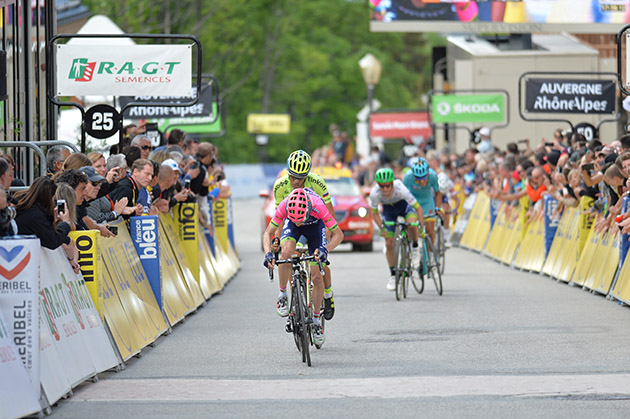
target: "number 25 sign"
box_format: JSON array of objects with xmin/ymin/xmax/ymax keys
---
[{"xmin": 84, "ymin": 104, "xmax": 122, "ymax": 139}]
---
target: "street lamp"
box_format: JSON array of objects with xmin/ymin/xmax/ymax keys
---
[{"xmin": 359, "ymin": 53, "xmax": 382, "ymax": 151}]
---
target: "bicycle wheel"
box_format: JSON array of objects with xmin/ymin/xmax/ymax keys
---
[
  {"xmin": 290, "ymin": 280, "xmax": 301, "ymax": 352},
  {"xmin": 393, "ymin": 230, "xmax": 404, "ymax": 301},
  {"xmin": 295, "ymin": 279, "xmax": 311, "ymax": 366},
  {"xmin": 411, "ymin": 240, "xmax": 425, "ymax": 294},
  {"xmin": 435, "ymin": 224, "xmax": 446, "ymax": 275},
  {"xmin": 402, "ymin": 240, "xmax": 410, "ymax": 299},
  {"xmin": 426, "ymin": 236, "xmax": 443, "ymax": 296}
]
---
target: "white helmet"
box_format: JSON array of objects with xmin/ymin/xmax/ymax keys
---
[{"xmin": 437, "ymin": 172, "xmax": 452, "ymax": 195}]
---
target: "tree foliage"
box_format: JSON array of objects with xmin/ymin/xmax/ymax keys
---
[{"xmin": 83, "ymin": 0, "xmax": 443, "ymax": 162}]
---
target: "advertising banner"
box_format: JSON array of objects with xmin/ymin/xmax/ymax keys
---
[
  {"xmin": 370, "ymin": 1, "xmax": 630, "ymax": 34},
  {"xmin": 159, "ymin": 214, "xmax": 205, "ymax": 307},
  {"xmin": 369, "ymin": 112, "xmax": 432, "ymax": 138},
  {"xmin": 100, "ymin": 229, "xmax": 167, "ymax": 348},
  {"xmin": 579, "ymin": 196, "xmax": 595, "ymax": 255},
  {"xmin": 39, "ymin": 248, "xmax": 119, "ymax": 375},
  {"xmin": 0, "ymin": 237, "xmax": 40, "ymax": 398},
  {"xmin": 544, "ymin": 196, "xmax": 560, "ymax": 258},
  {"xmin": 227, "ymin": 198, "xmax": 236, "ymax": 252},
  {"xmin": 129, "ymin": 216, "xmax": 162, "ymax": 309},
  {"xmin": 174, "ymin": 203, "xmax": 200, "ymax": 285},
  {"xmin": 489, "ymin": 198, "xmax": 500, "ymax": 228},
  {"xmin": 56, "ymin": 44, "xmax": 193, "ymax": 96},
  {"xmin": 524, "ymin": 78, "xmax": 615, "ymax": 114},
  {"xmin": 69, "ymin": 230, "xmax": 101, "ymax": 315},
  {"xmin": 246, "ymin": 113, "xmax": 291, "ymax": 134},
  {"xmin": 621, "ymin": 197, "xmax": 630, "ymax": 266},
  {"xmin": 120, "ymin": 84, "xmax": 215, "ymax": 119},
  {"xmin": 431, "ymin": 94, "xmax": 505, "ymax": 124},
  {"xmin": 0, "ymin": 311, "xmax": 40, "ymax": 419},
  {"xmin": 213, "ymin": 198, "xmax": 229, "ymax": 253}
]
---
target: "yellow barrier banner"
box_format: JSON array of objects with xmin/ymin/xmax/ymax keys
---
[
  {"xmin": 572, "ymin": 223, "xmax": 598, "ymax": 286},
  {"xmin": 460, "ymin": 192, "xmax": 491, "ymax": 251},
  {"xmin": 100, "ymin": 263, "xmax": 143, "ymax": 360},
  {"xmin": 556, "ymin": 208, "xmax": 579, "ymax": 282},
  {"xmin": 159, "ymin": 214, "xmax": 206, "ymax": 305},
  {"xmin": 173, "ymin": 203, "xmax": 200, "ymax": 285},
  {"xmin": 578, "ymin": 196, "xmax": 595, "ymax": 256},
  {"xmin": 542, "ymin": 207, "xmax": 573, "ymax": 277},
  {"xmin": 100, "ymin": 227, "xmax": 168, "ymax": 347},
  {"xmin": 69, "ymin": 230, "xmax": 101, "ymax": 317},
  {"xmin": 200, "ymin": 229, "xmax": 231, "ymax": 287},
  {"xmin": 583, "ymin": 229, "xmax": 619, "ymax": 295},
  {"xmin": 157, "ymin": 218, "xmax": 196, "ymax": 324},
  {"xmin": 213, "ymin": 198, "xmax": 229, "ymax": 253},
  {"xmin": 500, "ymin": 210, "xmax": 522, "ymax": 265},
  {"xmin": 513, "ymin": 214, "xmax": 545, "ymax": 272},
  {"xmin": 610, "ymin": 241, "xmax": 630, "ymax": 303},
  {"xmin": 197, "ymin": 231, "xmax": 223, "ymax": 296},
  {"xmin": 484, "ymin": 203, "xmax": 508, "ymax": 260}
]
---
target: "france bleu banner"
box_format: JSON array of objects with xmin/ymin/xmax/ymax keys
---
[
  {"xmin": 544, "ymin": 196, "xmax": 560, "ymax": 258},
  {"xmin": 489, "ymin": 199, "xmax": 500, "ymax": 228},
  {"xmin": 130, "ymin": 215, "xmax": 162, "ymax": 309},
  {"xmin": 620, "ymin": 197, "xmax": 630, "ymax": 267},
  {"xmin": 206, "ymin": 197, "xmax": 215, "ymax": 255}
]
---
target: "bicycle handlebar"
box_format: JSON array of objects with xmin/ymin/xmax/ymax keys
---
[
  {"xmin": 275, "ymin": 254, "xmax": 325, "ymax": 275},
  {"xmin": 384, "ymin": 220, "xmax": 419, "ymax": 227}
]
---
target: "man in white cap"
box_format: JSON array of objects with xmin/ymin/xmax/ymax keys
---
[{"xmin": 477, "ymin": 127, "xmax": 494, "ymax": 154}]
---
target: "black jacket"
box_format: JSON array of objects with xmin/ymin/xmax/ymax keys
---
[{"xmin": 15, "ymin": 204, "xmax": 71, "ymax": 249}]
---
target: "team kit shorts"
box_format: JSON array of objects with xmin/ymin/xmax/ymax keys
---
[
  {"xmin": 382, "ymin": 200, "xmax": 416, "ymax": 235},
  {"xmin": 280, "ymin": 219, "xmax": 328, "ymax": 259}
]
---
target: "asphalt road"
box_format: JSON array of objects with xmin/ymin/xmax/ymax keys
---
[{"xmin": 51, "ymin": 198, "xmax": 630, "ymax": 418}]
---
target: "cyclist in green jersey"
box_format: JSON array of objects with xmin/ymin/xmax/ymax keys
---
[{"xmin": 272, "ymin": 150, "xmax": 337, "ymax": 321}]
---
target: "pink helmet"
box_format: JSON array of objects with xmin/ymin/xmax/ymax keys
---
[{"xmin": 286, "ymin": 188, "xmax": 312, "ymax": 224}]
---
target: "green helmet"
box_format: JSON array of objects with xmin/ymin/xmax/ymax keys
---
[
  {"xmin": 287, "ymin": 150, "xmax": 311, "ymax": 178},
  {"xmin": 374, "ymin": 168, "xmax": 395, "ymax": 184}
]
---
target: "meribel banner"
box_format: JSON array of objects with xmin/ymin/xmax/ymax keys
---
[
  {"xmin": 0, "ymin": 237, "xmax": 40, "ymax": 398},
  {"xmin": 369, "ymin": 112, "xmax": 432, "ymax": 139},
  {"xmin": 524, "ymin": 78, "xmax": 616, "ymax": 114},
  {"xmin": 56, "ymin": 44, "xmax": 193, "ymax": 96},
  {"xmin": 432, "ymin": 94, "xmax": 505, "ymax": 124},
  {"xmin": 119, "ymin": 84, "xmax": 215, "ymax": 119}
]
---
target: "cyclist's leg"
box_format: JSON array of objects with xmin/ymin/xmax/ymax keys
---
[
  {"xmin": 277, "ymin": 220, "xmax": 299, "ymax": 316},
  {"xmin": 322, "ymin": 229, "xmax": 334, "ymax": 320},
  {"xmin": 381, "ymin": 204, "xmax": 399, "ymax": 269},
  {"xmin": 303, "ymin": 222, "xmax": 326, "ymax": 345}
]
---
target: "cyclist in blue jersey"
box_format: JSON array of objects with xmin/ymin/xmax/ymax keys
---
[{"xmin": 402, "ymin": 158, "xmax": 442, "ymax": 267}]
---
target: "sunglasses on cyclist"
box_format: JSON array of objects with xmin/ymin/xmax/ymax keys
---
[
  {"xmin": 414, "ymin": 175, "xmax": 428, "ymax": 182},
  {"xmin": 378, "ymin": 183, "xmax": 393, "ymax": 189}
]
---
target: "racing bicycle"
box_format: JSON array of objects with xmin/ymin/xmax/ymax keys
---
[
  {"xmin": 435, "ymin": 211, "xmax": 447, "ymax": 275},
  {"xmin": 419, "ymin": 229, "xmax": 443, "ymax": 296},
  {"xmin": 269, "ymin": 252, "xmax": 324, "ymax": 367},
  {"xmin": 385, "ymin": 219, "xmax": 424, "ymax": 300}
]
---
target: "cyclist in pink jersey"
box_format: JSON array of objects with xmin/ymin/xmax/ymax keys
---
[{"xmin": 263, "ymin": 188, "xmax": 343, "ymax": 346}]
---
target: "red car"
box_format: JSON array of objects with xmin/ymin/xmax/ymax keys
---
[{"xmin": 259, "ymin": 166, "xmax": 374, "ymax": 251}]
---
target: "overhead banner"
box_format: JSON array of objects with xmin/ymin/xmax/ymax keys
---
[
  {"xmin": 432, "ymin": 94, "xmax": 505, "ymax": 124},
  {"xmin": 120, "ymin": 84, "xmax": 215, "ymax": 119},
  {"xmin": 369, "ymin": 112, "xmax": 432, "ymax": 138},
  {"xmin": 525, "ymin": 78, "xmax": 616, "ymax": 114},
  {"xmin": 56, "ymin": 44, "xmax": 193, "ymax": 96},
  {"xmin": 247, "ymin": 113, "xmax": 291, "ymax": 134},
  {"xmin": 0, "ymin": 237, "xmax": 40, "ymax": 398}
]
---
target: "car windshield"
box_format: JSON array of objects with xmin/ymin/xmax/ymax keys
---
[{"xmin": 324, "ymin": 177, "xmax": 361, "ymax": 197}]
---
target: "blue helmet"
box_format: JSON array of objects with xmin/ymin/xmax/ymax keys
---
[{"xmin": 412, "ymin": 158, "xmax": 429, "ymax": 178}]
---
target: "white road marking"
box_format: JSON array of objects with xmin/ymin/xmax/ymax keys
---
[{"xmin": 72, "ymin": 374, "xmax": 630, "ymax": 401}]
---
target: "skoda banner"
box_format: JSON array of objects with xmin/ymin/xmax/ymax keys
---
[
  {"xmin": 56, "ymin": 44, "xmax": 193, "ymax": 96},
  {"xmin": 0, "ymin": 237, "xmax": 40, "ymax": 399},
  {"xmin": 524, "ymin": 78, "xmax": 615, "ymax": 114},
  {"xmin": 432, "ymin": 94, "xmax": 505, "ymax": 124}
]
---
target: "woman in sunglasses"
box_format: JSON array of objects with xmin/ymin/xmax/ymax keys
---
[{"xmin": 369, "ymin": 167, "xmax": 425, "ymax": 291}]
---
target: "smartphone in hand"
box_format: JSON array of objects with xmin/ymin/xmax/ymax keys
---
[{"xmin": 56, "ymin": 199, "xmax": 66, "ymax": 215}]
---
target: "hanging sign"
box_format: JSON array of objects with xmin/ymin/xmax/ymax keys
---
[
  {"xmin": 432, "ymin": 94, "xmax": 505, "ymax": 124},
  {"xmin": 524, "ymin": 78, "xmax": 615, "ymax": 114},
  {"xmin": 56, "ymin": 44, "xmax": 193, "ymax": 96}
]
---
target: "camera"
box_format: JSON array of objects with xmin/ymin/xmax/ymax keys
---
[
  {"xmin": 106, "ymin": 225, "xmax": 118, "ymax": 235},
  {"xmin": 145, "ymin": 122, "xmax": 160, "ymax": 145},
  {"xmin": 582, "ymin": 163, "xmax": 594, "ymax": 172},
  {"xmin": 56, "ymin": 199, "xmax": 66, "ymax": 214},
  {"xmin": 184, "ymin": 179, "xmax": 191, "ymax": 189},
  {"xmin": 0, "ymin": 206, "xmax": 16, "ymax": 234}
]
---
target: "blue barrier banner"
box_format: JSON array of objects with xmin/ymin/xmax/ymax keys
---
[
  {"xmin": 206, "ymin": 197, "xmax": 215, "ymax": 255},
  {"xmin": 621, "ymin": 196, "xmax": 630, "ymax": 267},
  {"xmin": 544, "ymin": 195, "xmax": 559, "ymax": 258},
  {"xmin": 227, "ymin": 198, "xmax": 235, "ymax": 249},
  {"xmin": 489, "ymin": 199, "xmax": 500, "ymax": 228},
  {"xmin": 129, "ymin": 216, "xmax": 162, "ymax": 309}
]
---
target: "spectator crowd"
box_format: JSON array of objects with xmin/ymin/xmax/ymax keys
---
[
  {"xmin": 314, "ymin": 123, "xmax": 630, "ymax": 240},
  {"xmin": 0, "ymin": 127, "xmax": 229, "ymax": 274}
]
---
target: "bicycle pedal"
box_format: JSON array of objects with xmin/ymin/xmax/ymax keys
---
[
  {"xmin": 305, "ymin": 318, "xmax": 313, "ymax": 325},
  {"xmin": 285, "ymin": 321, "xmax": 293, "ymax": 333}
]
